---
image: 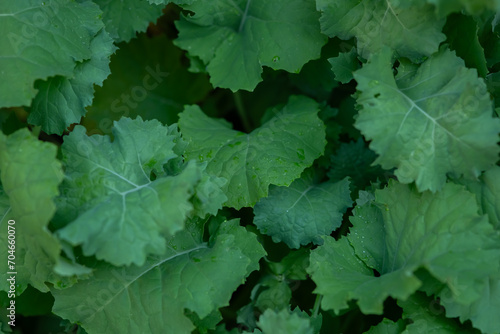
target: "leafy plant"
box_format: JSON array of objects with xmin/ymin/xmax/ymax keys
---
[{"xmin": 0, "ymin": 1, "xmax": 499, "ymax": 334}]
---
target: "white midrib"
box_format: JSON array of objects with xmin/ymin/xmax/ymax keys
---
[
  {"xmin": 87, "ymin": 244, "xmax": 209, "ymax": 320},
  {"xmin": 388, "ymin": 85, "xmax": 473, "ymax": 150}
]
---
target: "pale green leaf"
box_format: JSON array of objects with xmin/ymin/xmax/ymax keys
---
[
  {"xmin": 354, "ymin": 47, "xmax": 500, "ymax": 192},
  {"xmin": 316, "ymin": 0, "xmax": 445, "ymax": 62},
  {"xmin": 178, "ymin": 96, "xmax": 326, "ymax": 209},
  {"xmin": 174, "ymin": 0, "xmax": 326, "ymax": 91},
  {"xmin": 254, "ymin": 173, "xmax": 352, "ymax": 248},
  {"xmin": 52, "ymin": 219, "xmax": 266, "ymax": 334},
  {"xmin": 0, "ymin": 129, "xmax": 63, "ymax": 293},
  {"xmin": 0, "ymin": 0, "xmax": 105, "ymax": 107}
]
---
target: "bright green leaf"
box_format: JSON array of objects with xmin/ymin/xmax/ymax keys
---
[
  {"xmin": 178, "ymin": 96, "xmax": 326, "ymax": 209},
  {"xmin": 174, "ymin": 0, "xmax": 326, "ymax": 91},
  {"xmin": 354, "ymin": 47, "xmax": 500, "ymax": 192}
]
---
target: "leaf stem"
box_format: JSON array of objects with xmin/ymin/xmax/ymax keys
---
[
  {"xmin": 234, "ymin": 91, "xmax": 252, "ymax": 132},
  {"xmin": 312, "ymin": 294, "xmax": 323, "ymax": 317}
]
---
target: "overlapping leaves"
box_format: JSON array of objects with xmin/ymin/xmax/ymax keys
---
[
  {"xmin": 178, "ymin": 96, "xmax": 326, "ymax": 209},
  {"xmin": 56, "ymin": 117, "xmax": 227, "ymax": 266},
  {"xmin": 52, "ymin": 219, "xmax": 266, "ymax": 334},
  {"xmin": 308, "ymin": 181, "xmax": 500, "ymax": 316}
]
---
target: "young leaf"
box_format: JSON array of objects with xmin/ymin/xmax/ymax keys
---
[
  {"xmin": 316, "ymin": 0, "xmax": 446, "ymax": 62},
  {"xmin": 254, "ymin": 173, "xmax": 352, "ymax": 249},
  {"xmin": 52, "ymin": 219, "xmax": 266, "ymax": 334},
  {"xmin": 174, "ymin": 0, "xmax": 326, "ymax": 91},
  {"xmin": 257, "ymin": 309, "xmax": 315, "ymax": 334},
  {"xmin": 0, "ymin": 129, "xmax": 63, "ymax": 293},
  {"xmin": 327, "ymin": 139, "xmax": 387, "ymax": 193},
  {"xmin": 0, "ymin": 0, "xmax": 106, "ymax": 108},
  {"xmin": 56, "ymin": 117, "xmax": 213, "ymax": 266},
  {"xmin": 354, "ymin": 47, "xmax": 500, "ymax": 192},
  {"xmin": 178, "ymin": 96, "xmax": 326, "ymax": 209},
  {"xmin": 308, "ymin": 181, "xmax": 500, "ymax": 314},
  {"xmin": 328, "ymin": 48, "xmax": 360, "ymax": 84}
]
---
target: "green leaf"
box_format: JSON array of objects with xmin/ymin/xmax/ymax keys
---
[
  {"xmin": 364, "ymin": 319, "xmax": 405, "ymax": 334},
  {"xmin": 0, "ymin": 0, "xmax": 105, "ymax": 108},
  {"xmin": 426, "ymin": 0, "xmax": 500, "ymax": 16},
  {"xmin": 174, "ymin": 0, "xmax": 326, "ymax": 91},
  {"xmin": 457, "ymin": 166, "xmax": 500, "ymax": 229},
  {"xmin": 178, "ymin": 96, "xmax": 326, "ymax": 209},
  {"xmin": 316, "ymin": 0, "xmax": 446, "ymax": 62},
  {"xmin": 267, "ymin": 248, "xmax": 310, "ymax": 280},
  {"xmin": 308, "ymin": 181, "xmax": 500, "ymax": 314},
  {"xmin": 92, "ymin": 0, "xmax": 164, "ymax": 42},
  {"xmin": 83, "ymin": 33, "xmax": 212, "ymax": 135},
  {"xmin": 328, "ymin": 48, "xmax": 360, "ymax": 84},
  {"xmin": 435, "ymin": 278, "xmax": 500, "ymax": 334},
  {"xmin": 399, "ymin": 292, "xmax": 479, "ymax": 334},
  {"xmin": 327, "ymin": 139, "xmax": 387, "ymax": 193},
  {"xmin": 257, "ymin": 309, "xmax": 315, "ymax": 334},
  {"xmin": 28, "ymin": 29, "xmax": 116, "ymax": 134},
  {"xmin": 354, "ymin": 47, "xmax": 500, "ymax": 192},
  {"xmin": 52, "ymin": 219, "xmax": 266, "ymax": 334},
  {"xmin": 443, "ymin": 13, "xmax": 488, "ymax": 78},
  {"xmin": 254, "ymin": 172, "xmax": 352, "ymax": 249},
  {"xmin": 254, "ymin": 279, "xmax": 292, "ymax": 312},
  {"xmin": 0, "ymin": 129, "xmax": 63, "ymax": 293},
  {"xmin": 56, "ymin": 117, "xmax": 215, "ymax": 266}
]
